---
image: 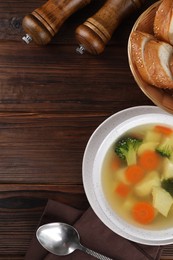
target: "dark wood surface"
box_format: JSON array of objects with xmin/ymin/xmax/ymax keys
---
[{"xmin": 0, "ymin": 0, "xmax": 157, "ymax": 259}]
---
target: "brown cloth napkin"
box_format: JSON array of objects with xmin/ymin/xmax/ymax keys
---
[{"xmin": 25, "ymin": 200, "xmax": 163, "ymax": 260}]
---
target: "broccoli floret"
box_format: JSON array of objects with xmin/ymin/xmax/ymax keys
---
[
  {"xmin": 156, "ymin": 138, "xmax": 173, "ymax": 158},
  {"xmin": 114, "ymin": 136, "xmax": 142, "ymax": 165},
  {"xmin": 161, "ymin": 178, "xmax": 173, "ymax": 197}
]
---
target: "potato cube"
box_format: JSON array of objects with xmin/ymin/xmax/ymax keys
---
[
  {"xmin": 135, "ymin": 171, "xmax": 160, "ymax": 197},
  {"xmin": 144, "ymin": 131, "xmax": 161, "ymax": 142},
  {"xmin": 152, "ymin": 186, "xmax": 173, "ymax": 217},
  {"xmin": 114, "ymin": 167, "xmax": 129, "ymax": 184},
  {"xmin": 162, "ymin": 158, "xmax": 173, "ymax": 179},
  {"xmin": 138, "ymin": 142, "xmax": 159, "ymax": 156},
  {"xmin": 123, "ymin": 196, "xmax": 137, "ymax": 212}
]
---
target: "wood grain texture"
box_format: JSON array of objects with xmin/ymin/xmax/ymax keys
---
[{"xmin": 0, "ymin": 0, "xmax": 155, "ymax": 258}]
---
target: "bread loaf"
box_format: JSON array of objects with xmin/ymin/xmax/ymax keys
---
[
  {"xmin": 130, "ymin": 31, "xmax": 154, "ymax": 86},
  {"xmin": 154, "ymin": 0, "xmax": 173, "ymax": 45},
  {"xmin": 131, "ymin": 31, "xmax": 173, "ymax": 89},
  {"xmin": 144, "ymin": 39, "xmax": 173, "ymax": 89}
]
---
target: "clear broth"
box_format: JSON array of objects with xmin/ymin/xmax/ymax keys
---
[{"xmin": 102, "ymin": 124, "xmax": 173, "ymax": 230}]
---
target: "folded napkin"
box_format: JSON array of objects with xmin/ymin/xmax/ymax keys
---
[{"xmin": 25, "ymin": 200, "xmax": 163, "ymax": 260}]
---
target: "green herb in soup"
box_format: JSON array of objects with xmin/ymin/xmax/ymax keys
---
[
  {"xmin": 161, "ymin": 178, "xmax": 173, "ymax": 196},
  {"xmin": 114, "ymin": 136, "xmax": 142, "ymax": 165},
  {"xmin": 102, "ymin": 124, "xmax": 173, "ymax": 229},
  {"xmin": 156, "ymin": 137, "xmax": 173, "ymax": 158}
]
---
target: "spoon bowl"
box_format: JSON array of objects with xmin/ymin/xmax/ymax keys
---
[
  {"xmin": 36, "ymin": 222, "xmax": 80, "ymax": 256},
  {"xmin": 36, "ymin": 222, "xmax": 112, "ymax": 259}
]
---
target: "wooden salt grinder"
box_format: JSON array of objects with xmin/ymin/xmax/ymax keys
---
[
  {"xmin": 75, "ymin": 0, "xmax": 145, "ymax": 54},
  {"xmin": 22, "ymin": 0, "xmax": 92, "ymax": 45}
]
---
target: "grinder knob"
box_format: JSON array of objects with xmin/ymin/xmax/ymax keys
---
[
  {"xmin": 22, "ymin": 0, "xmax": 91, "ymax": 45},
  {"xmin": 75, "ymin": 0, "xmax": 145, "ymax": 55}
]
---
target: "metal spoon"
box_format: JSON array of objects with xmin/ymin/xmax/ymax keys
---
[{"xmin": 36, "ymin": 222, "xmax": 112, "ymax": 260}]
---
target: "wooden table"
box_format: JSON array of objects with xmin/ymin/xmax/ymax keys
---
[{"xmin": 0, "ymin": 0, "xmax": 162, "ymax": 259}]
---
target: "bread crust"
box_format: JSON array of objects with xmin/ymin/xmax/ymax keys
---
[
  {"xmin": 144, "ymin": 39, "xmax": 173, "ymax": 89},
  {"xmin": 154, "ymin": 0, "xmax": 173, "ymax": 45},
  {"xmin": 130, "ymin": 31, "xmax": 154, "ymax": 85},
  {"xmin": 131, "ymin": 31, "xmax": 173, "ymax": 89}
]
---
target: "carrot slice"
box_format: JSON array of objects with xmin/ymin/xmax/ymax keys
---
[
  {"xmin": 154, "ymin": 125, "xmax": 173, "ymax": 136},
  {"xmin": 139, "ymin": 150, "xmax": 160, "ymax": 171},
  {"xmin": 115, "ymin": 182, "xmax": 130, "ymax": 197},
  {"xmin": 132, "ymin": 202, "xmax": 155, "ymax": 224},
  {"xmin": 125, "ymin": 165, "xmax": 144, "ymax": 184}
]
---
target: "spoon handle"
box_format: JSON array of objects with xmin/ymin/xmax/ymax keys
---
[{"xmin": 82, "ymin": 246, "xmax": 113, "ymax": 260}]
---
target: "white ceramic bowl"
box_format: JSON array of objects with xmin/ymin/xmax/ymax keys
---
[{"xmin": 82, "ymin": 106, "xmax": 173, "ymax": 245}]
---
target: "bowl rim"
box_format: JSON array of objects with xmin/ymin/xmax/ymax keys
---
[{"xmin": 82, "ymin": 106, "xmax": 173, "ymax": 245}]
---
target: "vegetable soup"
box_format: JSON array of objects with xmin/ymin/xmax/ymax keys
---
[{"xmin": 102, "ymin": 123, "xmax": 173, "ymax": 230}]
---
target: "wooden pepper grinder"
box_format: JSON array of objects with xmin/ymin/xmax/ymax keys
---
[
  {"xmin": 75, "ymin": 0, "xmax": 145, "ymax": 54},
  {"xmin": 22, "ymin": 0, "xmax": 92, "ymax": 45}
]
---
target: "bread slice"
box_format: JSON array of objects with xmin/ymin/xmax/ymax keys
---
[
  {"xmin": 154, "ymin": 0, "xmax": 173, "ymax": 45},
  {"xmin": 144, "ymin": 39, "xmax": 173, "ymax": 89},
  {"xmin": 130, "ymin": 30, "xmax": 173, "ymax": 89},
  {"xmin": 130, "ymin": 31, "xmax": 154, "ymax": 85}
]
